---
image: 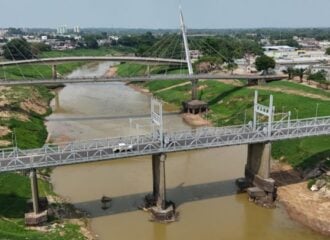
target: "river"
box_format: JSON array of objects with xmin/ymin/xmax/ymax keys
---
[{"xmin": 48, "ymin": 63, "xmax": 328, "ymax": 240}]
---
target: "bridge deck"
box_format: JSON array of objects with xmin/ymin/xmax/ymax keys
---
[
  {"xmin": 0, "ymin": 56, "xmax": 186, "ymax": 67},
  {"xmin": 0, "ymin": 74, "xmax": 287, "ymax": 86},
  {"xmin": 0, "ymin": 117, "xmax": 329, "ymax": 172}
]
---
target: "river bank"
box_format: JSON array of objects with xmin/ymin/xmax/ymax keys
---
[
  {"xmin": 116, "ymin": 66, "xmax": 330, "ymax": 237},
  {"xmin": 272, "ymin": 162, "xmax": 330, "ymax": 236},
  {"xmin": 0, "ymin": 66, "xmax": 99, "ymax": 238}
]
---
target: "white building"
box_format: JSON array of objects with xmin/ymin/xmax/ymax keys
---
[
  {"xmin": 73, "ymin": 26, "xmax": 80, "ymax": 33},
  {"xmin": 57, "ymin": 26, "xmax": 68, "ymax": 35}
]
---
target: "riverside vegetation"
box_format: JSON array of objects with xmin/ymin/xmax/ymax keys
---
[{"xmin": 0, "ymin": 47, "xmax": 126, "ymax": 239}]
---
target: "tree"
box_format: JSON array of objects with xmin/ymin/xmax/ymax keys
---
[
  {"xmin": 308, "ymin": 70, "xmax": 327, "ymax": 83},
  {"xmin": 326, "ymin": 47, "xmax": 330, "ymax": 55},
  {"xmin": 284, "ymin": 67, "xmax": 295, "ymax": 79},
  {"xmin": 255, "ymin": 55, "xmax": 276, "ymax": 74},
  {"xmin": 3, "ymin": 38, "xmax": 33, "ymax": 60},
  {"xmin": 31, "ymin": 42, "xmax": 51, "ymax": 56},
  {"xmin": 225, "ymin": 61, "xmax": 238, "ymax": 74},
  {"xmin": 84, "ymin": 35, "xmax": 99, "ymax": 49},
  {"xmin": 295, "ymin": 68, "xmax": 306, "ymax": 82}
]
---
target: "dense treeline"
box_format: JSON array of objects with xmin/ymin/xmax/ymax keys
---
[{"xmin": 116, "ymin": 32, "xmax": 263, "ymax": 62}]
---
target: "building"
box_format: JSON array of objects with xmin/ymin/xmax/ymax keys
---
[
  {"xmin": 57, "ymin": 26, "xmax": 68, "ymax": 35},
  {"xmin": 73, "ymin": 26, "xmax": 80, "ymax": 34},
  {"xmin": 190, "ymin": 50, "xmax": 203, "ymax": 60},
  {"xmin": 263, "ymin": 45, "xmax": 296, "ymax": 52},
  {"xmin": 0, "ymin": 29, "xmax": 8, "ymax": 38}
]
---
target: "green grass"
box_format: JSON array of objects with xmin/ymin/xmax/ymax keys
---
[
  {"xmin": 0, "ymin": 174, "xmax": 85, "ymax": 240},
  {"xmin": 117, "ymin": 63, "xmax": 148, "ymax": 77},
  {"xmin": 0, "ymin": 117, "xmax": 48, "ymax": 149},
  {"xmin": 0, "ymin": 62, "xmax": 84, "ymax": 80},
  {"xmin": 145, "ymin": 79, "xmax": 330, "ymax": 170},
  {"xmin": 268, "ymin": 80, "xmax": 330, "ymax": 98},
  {"xmin": 0, "ymin": 47, "xmax": 127, "ymax": 80}
]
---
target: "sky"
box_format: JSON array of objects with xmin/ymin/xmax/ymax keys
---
[{"xmin": 1, "ymin": 0, "xmax": 330, "ymax": 29}]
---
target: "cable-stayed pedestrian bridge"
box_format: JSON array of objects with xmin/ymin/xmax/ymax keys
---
[
  {"xmin": 0, "ymin": 73, "xmax": 287, "ymax": 86},
  {"xmin": 0, "ymin": 56, "xmax": 186, "ymax": 67}
]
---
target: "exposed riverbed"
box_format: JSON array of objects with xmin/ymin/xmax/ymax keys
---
[{"xmin": 48, "ymin": 63, "xmax": 328, "ymax": 240}]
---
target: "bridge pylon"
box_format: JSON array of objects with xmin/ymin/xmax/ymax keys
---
[{"xmin": 180, "ymin": 7, "xmax": 207, "ymax": 112}]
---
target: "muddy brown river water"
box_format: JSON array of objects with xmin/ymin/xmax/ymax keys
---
[{"xmin": 48, "ymin": 63, "xmax": 328, "ymax": 240}]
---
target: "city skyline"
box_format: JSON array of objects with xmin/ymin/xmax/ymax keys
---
[{"xmin": 1, "ymin": 0, "xmax": 330, "ymax": 29}]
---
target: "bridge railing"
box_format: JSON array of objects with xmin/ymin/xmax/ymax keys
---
[
  {"xmin": 0, "ymin": 116, "xmax": 329, "ymax": 172},
  {"xmin": 0, "ymin": 133, "xmax": 159, "ymax": 158}
]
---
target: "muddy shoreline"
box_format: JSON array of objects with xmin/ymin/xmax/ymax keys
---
[{"xmin": 272, "ymin": 163, "xmax": 330, "ymax": 236}]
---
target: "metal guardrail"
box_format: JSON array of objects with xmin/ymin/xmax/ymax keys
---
[{"xmin": 0, "ymin": 116, "xmax": 329, "ymax": 172}]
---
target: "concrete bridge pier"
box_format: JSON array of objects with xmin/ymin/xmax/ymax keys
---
[
  {"xmin": 191, "ymin": 79, "xmax": 198, "ymax": 100},
  {"xmin": 24, "ymin": 169, "xmax": 48, "ymax": 226},
  {"xmin": 52, "ymin": 64, "xmax": 57, "ymax": 80},
  {"xmin": 243, "ymin": 142, "xmax": 277, "ymax": 207},
  {"xmin": 148, "ymin": 153, "xmax": 176, "ymax": 222},
  {"xmin": 54, "ymin": 91, "xmax": 60, "ymax": 111},
  {"xmin": 30, "ymin": 169, "xmax": 40, "ymax": 214}
]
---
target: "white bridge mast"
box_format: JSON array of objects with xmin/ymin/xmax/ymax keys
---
[
  {"xmin": 180, "ymin": 7, "xmax": 198, "ymax": 100},
  {"xmin": 179, "ymin": 7, "xmax": 193, "ymax": 75}
]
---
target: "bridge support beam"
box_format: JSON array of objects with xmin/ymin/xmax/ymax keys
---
[
  {"xmin": 152, "ymin": 153, "xmax": 166, "ymax": 209},
  {"xmin": 25, "ymin": 169, "xmax": 48, "ymax": 226},
  {"xmin": 146, "ymin": 153, "xmax": 176, "ymax": 222},
  {"xmin": 52, "ymin": 65, "xmax": 57, "ymax": 80},
  {"xmin": 30, "ymin": 169, "xmax": 40, "ymax": 214},
  {"xmin": 191, "ymin": 79, "xmax": 198, "ymax": 100},
  {"xmin": 243, "ymin": 143, "xmax": 277, "ymax": 207}
]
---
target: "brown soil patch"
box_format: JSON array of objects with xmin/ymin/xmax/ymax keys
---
[
  {"xmin": 0, "ymin": 140, "xmax": 11, "ymax": 147},
  {"xmin": 271, "ymin": 162, "xmax": 330, "ymax": 236},
  {"xmin": 251, "ymin": 86, "xmax": 330, "ymax": 101},
  {"xmin": 182, "ymin": 113, "xmax": 212, "ymax": 127},
  {"xmin": 20, "ymin": 99, "xmax": 48, "ymax": 115},
  {"xmin": 104, "ymin": 66, "xmax": 118, "ymax": 78},
  {"xmin": 217, "ymin": 79, "xmax": 244, "ymax": 86},
  {"xmin": 0, "ymin": 111, "xmax": 29, "ymax": 121},
  {"xmin": 278, "ymin": 182, "xmax": 330, "ymax": 236},
  {"xmin": 197, "ymin": 85, "xmax": 208, "ymax": 91},
  {"xmin": 0, "ymin": 86, "xmax": 11, "ymax": 107},
  {"xmin": 127, "ymin": 83, "xmax": 151, "ymax": 95},
  {"xmin": 155, "ymin": 82, "xmax": 190, "ymax": 93},
  {"xmin": 0, "ymin": 126, "xmax": 11, "ymax": 137}
]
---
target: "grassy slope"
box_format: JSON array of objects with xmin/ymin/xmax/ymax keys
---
[
  {"xmin": 0, "ymin": 86, "xmax": 85, "ymax": 238},
  {"xmin": 119, "ymin": 64, "xmax": 330, "ymax": 170},
  {"xmin": 0, "ymin": 173, "xmax": 85, "ymax": 239},
  {"xmin": 0, "ymin": 62, "xmax": 84, "ymax": 80}
]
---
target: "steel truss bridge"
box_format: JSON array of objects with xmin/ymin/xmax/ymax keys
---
[
  {"xmin": 0, "ymin": 74, "xmax": 287, "ymax": 86},
  {"xmin": 0, "ymin": 115, "xmax": 329, "ymax": 173}
]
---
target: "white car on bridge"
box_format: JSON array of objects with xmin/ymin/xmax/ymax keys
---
[{"xmin": 112, "ymin": 143, "xmax": 134, "ymax": 153}]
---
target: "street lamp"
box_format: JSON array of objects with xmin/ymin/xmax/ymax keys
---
[{"xmin": 315, "ymin": 103, "xmax": 319, "ymax": 119}]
